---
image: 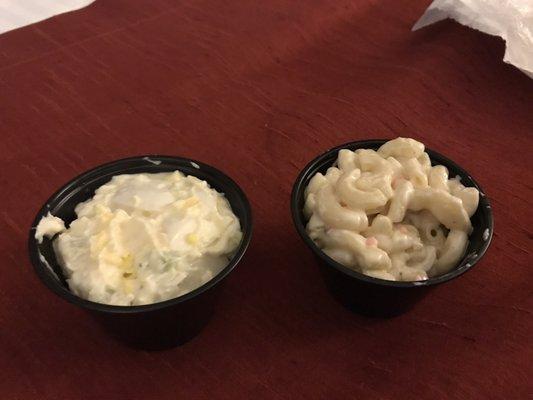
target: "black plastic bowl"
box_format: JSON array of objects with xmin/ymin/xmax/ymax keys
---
[
  {"xmin": 29, "ymin": 156, "xmax": 252, "ymax": 349},
  {"xmin": 291, "ymin": 140, "xmax": 493, "ymax": 317}
]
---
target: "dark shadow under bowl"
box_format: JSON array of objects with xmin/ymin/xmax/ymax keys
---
[
  {"xmin": 29, "ymin": 156, "xmax": 252, "ymax": 350},
  {"xmin": 291, "ymin": 140, "xmax": 493, "ymax": 317}
]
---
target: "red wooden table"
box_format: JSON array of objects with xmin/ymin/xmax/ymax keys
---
[{"xmin": 1, "ymin": 1, "xmax": 531, "ymax": 399}]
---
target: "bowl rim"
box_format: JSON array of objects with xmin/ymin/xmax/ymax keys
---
[
  {"xmin": 290, "ymin": 139, "xmax": 494, "ymax": 288},
  {"xmin": 28, "ymin": 155, "xmax": 253, "ymax": 314}
]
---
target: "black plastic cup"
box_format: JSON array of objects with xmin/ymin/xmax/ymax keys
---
[
  {"xmin": 29, "ymin": 156, "xmax": 252, "ymax": 350},
  {"xmin": 291, "ymin": 140, "xmax": 493, "ymax": 317}
]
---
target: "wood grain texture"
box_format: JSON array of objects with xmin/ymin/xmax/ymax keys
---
[{"xmin": 0, "ymin": 1, "xmax": 531, "ymax": 399}]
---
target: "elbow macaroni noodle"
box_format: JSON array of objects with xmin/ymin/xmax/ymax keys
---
[{"xmin": 304, "ymin": 138, "xmax": 479, "ymax": 281}]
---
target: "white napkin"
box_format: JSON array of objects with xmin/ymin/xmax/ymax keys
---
[
  {"xmin": 413, "ymin": 0, "xmax": 533, "ymax": 78},
  {"xmin": 0, "ymin": 0, "xmax": 95, "ymax": 35}
]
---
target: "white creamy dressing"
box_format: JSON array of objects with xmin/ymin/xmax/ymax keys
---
[
  {"xmin": 35, "ymin": 212, "xmax": 65, "ymax": 243},
  {"xmin": 35, "ymin": 172, "xmax": 242, "ymax": 306}
]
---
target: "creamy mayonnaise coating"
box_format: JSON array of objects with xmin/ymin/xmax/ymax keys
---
[
  {"xmin": 36, "ymin": 172, "xmax": 242, "ymax": 306},
  {"xmin": 35, "ymin": 212, "xmax": 66, "ymax": 243}
]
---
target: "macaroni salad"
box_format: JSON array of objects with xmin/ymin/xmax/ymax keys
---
[{"xmin": 304, "ymin": 138, "xmax": 479, "ymax": 281}]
